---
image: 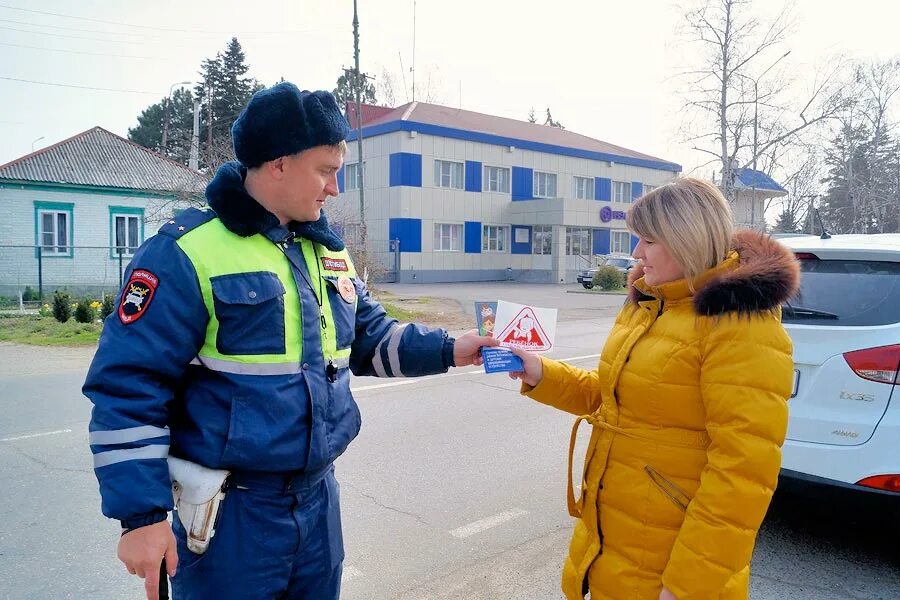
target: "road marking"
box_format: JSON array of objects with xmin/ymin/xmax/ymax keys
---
[
  {"xmin": 351, "ymin": 353, "xmax": 600, "ymax": 392},
  {"xmin": 0, "ymin": 428, "xmax": 73, "ymax": 442},
  {"xmin": 449, "ymin": 509, "xmax": 529, "ymax": 539},
  {"xmin": 342, "ymin": 565, "xmax": 363, "ymax": 582}
]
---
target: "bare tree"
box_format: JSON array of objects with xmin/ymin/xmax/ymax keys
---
[
  {"xmin": 678, "ymin": 0, "xmax": 846, "ymax": 202},
  {"xmin": 377, "ymin": 67, "xmax": 399, "ymax": 108}
]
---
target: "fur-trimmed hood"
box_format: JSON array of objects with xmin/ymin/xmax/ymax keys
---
[
  {"xmin": 205, "ymin": 160, "xmax": 345, "ymax": 251},
  {"xmin": 627, "ymin": 229, "xmax": 800, "ymax": 316}
]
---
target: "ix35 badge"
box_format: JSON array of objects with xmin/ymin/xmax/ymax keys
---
[{"xmin": 118, "ymin": 269, "xmax": 158, "ymax": 324}]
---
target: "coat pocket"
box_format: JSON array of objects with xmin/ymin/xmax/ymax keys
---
[
  {"xmin": 210, "ymin": 271, "xmax": 286, "ymax": 355},
  {"xmin": 644, "ymin": 465, "xmax": 691, "ymax": 513},
  {"xmin": 323, "ymin": 276, "xmax": 357, "ymax": 349}
]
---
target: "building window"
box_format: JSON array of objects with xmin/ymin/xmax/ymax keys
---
[
  {"xmin": 533, "ymin": 225, "xmax": 553, "ymax": 255},
  {"xmin": 434, "ymin": 160, "xmax": 464, "ymax": 189},
  {"xmin": 346, "ymin": 162, "xmax": 365, "ymax": 191},
  {"xmin": 611, "ymin": 230, "xmax": 632, "ymax": 254},
  {"xmin": 533, "ymin": 171, "xmax": 557, "ymax": 198},
  {"xmin": 482, "ymin": 225, "xmax": 508, "ymax": 252},
  {"xmin": 113, "ymin": 215, "xmax": 140, "ymax": 255},
  {"xmin": 36, "ymin": 205, "xmax": 72, "ymax": 256},
  {"xmin": 434, "ymin": 223, "xmax": 463, "ymax": 251},
  {"xmin": 612, "ymin": 181, "xmax": 632, "ymax": 203},
  {"xmin": 483, "ymin": 165, "xmax": 510, "ymax": 193},
  {"xmin": 566, "ymin": 227, "xmax": 591, "ymax": 256},
  {"xmin": 643, "ymin": 184, "xmax": 656, "ymax": 195},
  {"xmin": 574, "ymin": 176, "xmax": 594, "ymax": 200}
]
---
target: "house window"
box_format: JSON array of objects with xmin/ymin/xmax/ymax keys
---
[
  {"xmin": 109, "ymin": 207, "xmax": 144, "ymax": 257},
  {"xmin": 483, "ymin": 165, "xmax": 510, "ymax": 193},
  {"xmin": 643, "ymin": 184, "xmax": 656, "ymax": 195},
  {"xmin": 566, "ymin": 227, "xmax": 591, "ymax": 256},
  {"xmin": 346, "ymin": 162, "xmax": 365, "ymax": 191},
  {"xmin": 533, "ymin": 171, "xmax": 557, "ymax": 198},
  {"xmin": 434, "ymin": 160, "xmax": 464, "ymax": 189},
  {"xmin": 482, "ymin": 225, "xmax": 508, "ymax": 252},
  {"xmin": 574, "ymin": 176, "xmax": 594, "ymax": 200},
  {"xmin": 533, "ymin": 225, "xmax": 553, "ymax": 255},
  {"xmin": 612, "ymin": 181, "xmax": 632, "ymax": 203},
  {"xmin": 433, "ymin": 223, "xmax": 463, "ymax": 251},
  {"xmin": 611, "ymin": 230, "xmax": 632, "ymax": 254},
  {"xmin": 36, "ymin": 203, "xmax": 73, "ymax": 256}
]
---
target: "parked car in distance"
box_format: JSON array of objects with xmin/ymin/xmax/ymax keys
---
[
  {"xmin": 577, "ymin": 255, "xmax": 638, "ymax": 289},
  {"xmin": 777, "ymin": 233, "xmax": 900, "ymax": 496}
]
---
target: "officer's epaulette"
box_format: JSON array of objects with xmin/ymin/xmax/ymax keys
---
[{"xmin": 158, "ymin": 207, "xmax": 218, "ymax": 239}]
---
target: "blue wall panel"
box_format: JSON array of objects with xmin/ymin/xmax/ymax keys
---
[
  {"xmin": 465, "ymin": 161, "xmax": 482, "ymax": 192},
  {"xmin": 388, "ymin": 218, "xmax": 422, "ymax": 252},
  {"xmin": 512, "ymin": 167, "xmax": 533, "ymax": 201},
  {"xmin": 596, "ymin": 177, "xmax": 611, "ymax": 201},
  {"xmin": 337, "ymin": 166, "xmax": 345, "ymax": 193},
  {"xmin": 632, "ymin": 181, "xmax": 643, "ymax": 201},
  {"xmin": 389, "ymin": 153, "xmax": 422, "ymax": 187},
  {"xmin": 631, "ymin": 234, "xmax": 640, "ymax": 252},
  {"xmin": 593, "ymin": 229, "xmax": 610, "ymax": 256},
  {"xmin": 465, "ymin": 221, "xmax": 482, "ymax": 253},
  {"xmin": 511, "ymin": 226, "xmax": 532, "ymax": 255}
]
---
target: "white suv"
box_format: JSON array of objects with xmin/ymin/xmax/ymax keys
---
[{"xmin": 777, "ymin": 233, "xmax": 900, "ymax": 496}]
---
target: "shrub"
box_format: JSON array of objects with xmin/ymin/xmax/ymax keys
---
[
  {"xmin": 22, "ymin": 286, "xmax": 40, "ymax": 302},
  {"xmin": 52, "ymin": 291, "xmax": 72, "ymax": 323},
  {"xmin": 74, "ymin": 298, "xmax": 95, "ymax": 323},
  {"xmin": 593, "ymin": 265, "xmax": 625, "ymax": 290},
  {"xmin": 100, "ymin": 293, "xmax": 115, "ymax": 320}
]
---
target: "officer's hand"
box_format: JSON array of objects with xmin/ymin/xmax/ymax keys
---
[
  {"xmin": 452, "ymin": 329, "xmax": 500, "ymax": 366},
  {"xmin": 118, "ymin": 520, "xmax": 178, "ymax": 600},
  {"xmin": 507, "ymin": 346, "xmax": 543, "ymax": 388}
]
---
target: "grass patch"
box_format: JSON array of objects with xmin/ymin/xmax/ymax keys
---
[
  {"xmin": 0, "ymin": 315, "xmax": 102, "ymax": 346},
  {"xmin": 381, "ymin": 300, "xmax": 426, "ymax": 322}
]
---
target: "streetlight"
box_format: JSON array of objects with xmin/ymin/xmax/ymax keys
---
[
  {"xmin": 31, "ymin": 136, "xmax": 45, "ymax": 152},
  {"xmin": 161, "ymin": 80, "xmax": 192, "ymax": 157},
  {"xmin": 751, "ymin": 50, "xmax": 791, "ymax": 228}
]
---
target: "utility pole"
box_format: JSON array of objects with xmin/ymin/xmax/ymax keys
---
[
  {"xmin": 189, "ymin": 100, "xmax": 200, "ymax": 171},
  {"xmin": 353, "ymin": 0, "xmax": 367, "ymax": 248},
  {"xmin": 751, "ymin": 51, "xmax": 790, "ymax": 230}
]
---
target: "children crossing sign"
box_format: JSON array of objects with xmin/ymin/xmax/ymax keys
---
[{"xmin": 494, "ymin": 301, "xmax": 557, "ymax": 352}]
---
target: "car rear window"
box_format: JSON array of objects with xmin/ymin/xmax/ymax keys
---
[
  {"xmin": 783, "ymin": 258, "xmax": 900, "ymax": 326},
  {"xmin": 607, "ymin": 258, "xmax": 632, "ymax": 268}
]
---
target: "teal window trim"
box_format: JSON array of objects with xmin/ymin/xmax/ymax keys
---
[
  {"xmin": 33, "ymin": 201, "xmax": 74, "ymax": 259},
  {"xmin": 108, "ymin": 206, "xmax": 145, "ymax": 259}
]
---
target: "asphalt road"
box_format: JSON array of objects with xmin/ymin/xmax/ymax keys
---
[{"xmin": 1, "ymin": 283, "xmax": 898, "ymax": 599}]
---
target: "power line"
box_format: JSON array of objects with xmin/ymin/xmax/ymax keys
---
[
  {"xmin": 0, "ymin": 24, "xmax": 157, "ymax": 45},
  {"xmin": 0, "ymin": 75, "xmax": 159, "ymax": 95},
  {"xmin": 0, "ymin": 3, "xmax": 334, "ymax": 35},
  {"xmin": 0, "ymin": 40, "xmax": 168, "ymax": 60}
]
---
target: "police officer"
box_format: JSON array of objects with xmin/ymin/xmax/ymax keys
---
[{"xmin": 84, "ymin": 82, "xmax": 497, "ymax": 600}]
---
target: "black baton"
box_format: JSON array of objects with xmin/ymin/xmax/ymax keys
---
[{"xmin": 159, "ymin": 558, "xmax": 169, "ymax": 600}]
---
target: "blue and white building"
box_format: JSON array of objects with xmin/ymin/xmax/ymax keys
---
[{"xmin": 337, "ymin": 102, "xmax": 682, "ymax": 284}]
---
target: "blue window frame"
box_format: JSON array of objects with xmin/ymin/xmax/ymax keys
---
[
  {"xmin": 33, "ymin": 201, "xmax": 74, "ymax": 258},
  {"xmin": 109, "ymin": 206, "xmax": 145, "ymax": 258}
]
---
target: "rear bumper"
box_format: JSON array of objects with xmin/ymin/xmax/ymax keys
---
[
  {"xmin": 779, "ymin": 469, "xmax": 900, "ymax": 497},
  {"xmin": 781, "ymin": 407, "xmax": 899, "ymax": 495}
]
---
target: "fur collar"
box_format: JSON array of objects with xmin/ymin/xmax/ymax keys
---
[
  {"xmin": 205, "ymin": 161, "xmax": 345, "ymax": 251},
  {"xmin": 627, "ymin": 229, "xmax": 800, "ymax": 316}
]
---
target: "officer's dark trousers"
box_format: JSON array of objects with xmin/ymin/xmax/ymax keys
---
[{"xmin": 171, "ymin": 467, "xmax": 343, "ymax": 600}]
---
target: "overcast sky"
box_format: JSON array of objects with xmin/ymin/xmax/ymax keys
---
[{"xmin": 1, "ymin": 0, "xmax": 898, "ymax": 178}]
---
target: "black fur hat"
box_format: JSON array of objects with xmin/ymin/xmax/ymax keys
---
[{"xmin": 231, "ymin": 82, "xmax": 350, "ymax": 168}]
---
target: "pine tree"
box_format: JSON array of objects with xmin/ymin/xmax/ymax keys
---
[
  {"xmin": 527, "ymin": 107, "xmax": 536, "ymax": 123},
  {"xmin": 333, "ymin": 67, "xmax": 376, "ymax": 113},
  {"xmin": 772, "ymin": 209, "xmax": 800, "ymax": 233}
]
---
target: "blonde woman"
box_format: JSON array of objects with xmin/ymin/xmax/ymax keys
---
[{"xmin": 510, "ymin": 178, "xmax": 799, "ymax": 600}]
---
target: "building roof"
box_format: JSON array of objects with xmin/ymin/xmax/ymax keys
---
[
  {"xmin": 0, "ymin": 127, "xmax": 208, "ymax": 194},
  {"xmin": 350, "ymin": 102, "xmax": 682, "ymax": 172},
  {"xmin": 345, "ymin": 104, "xmax": 395, "ymax": 128},
  {"xmin": 732, "ymin": 168, "xmax": 787, "ymax": 194}
]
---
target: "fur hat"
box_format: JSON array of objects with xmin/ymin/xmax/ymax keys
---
[{"xmin": 231, "ymin": 82, "xmax": 350, "ymax": 168}]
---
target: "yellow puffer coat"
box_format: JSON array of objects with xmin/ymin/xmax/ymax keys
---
[{"xmin": 524, "ymin": 231, "xmax": 799, "ymax": 600}]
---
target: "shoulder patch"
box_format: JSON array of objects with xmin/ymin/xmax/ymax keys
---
[
  {"xmin": 158, "ymin": 207, "xmax": 217, "ymax": 239},
  {"xmin": 118, "ymin": 269, "xmax": 158, "ymax": 324}
]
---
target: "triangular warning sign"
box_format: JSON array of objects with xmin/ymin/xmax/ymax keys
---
[{"xmin": 497, "ymin": 307, "xmax": 553, "ymax": 351}]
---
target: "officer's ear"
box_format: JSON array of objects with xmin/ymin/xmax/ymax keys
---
[{"xmin": 267, "ymin": 157, "xmax": 287, "ymax": 181}]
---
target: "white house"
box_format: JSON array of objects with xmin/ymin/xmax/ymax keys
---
[
  {"xmin": 337, "ymin": 102, "xmax": 682, "ymax": 284},
  {"xmin": 730, "ymin": 168, "xmax": 788, "ymax": 230},
  {"xmin": 0, "ymin": 127, "xmax": 207, "ymax": 298}
]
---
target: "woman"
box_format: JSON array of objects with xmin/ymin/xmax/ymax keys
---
[{"xmin": 510, "ymin": 178, "xmax": 799, "ymax": 600}]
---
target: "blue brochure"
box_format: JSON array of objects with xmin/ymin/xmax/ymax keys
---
[{"xmin": 481, "ymin": 347, "xmax": 524, "ymax": 373}]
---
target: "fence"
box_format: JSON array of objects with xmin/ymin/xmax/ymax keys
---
[{"xmin": 0, "ymin": 245, "xmax": 134, "ymax": 304}]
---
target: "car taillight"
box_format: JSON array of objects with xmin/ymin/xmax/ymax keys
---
[
  {"xmin": 856, "ymin": 475, "xmax": 900, "ymax": 493},
  {"xmin": 843, "ymin": 344, "xmax": 900, "ymax": 384}
]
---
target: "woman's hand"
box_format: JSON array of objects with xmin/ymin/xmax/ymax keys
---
[
  {"xmin": 507, "ymin": 346, "xmax": 543, "ymax": 388},
  {"xmin": 659, "ymin": 587, "xmax": 677, "ymax": 600}
]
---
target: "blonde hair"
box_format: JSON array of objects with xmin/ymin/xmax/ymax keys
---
[{"xmin": 626, "ymin": 177, "xmax": 734, "ymax": 281}]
